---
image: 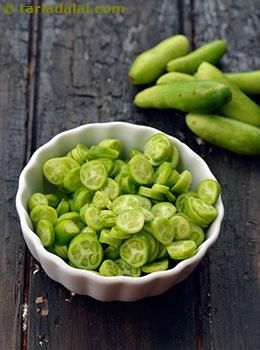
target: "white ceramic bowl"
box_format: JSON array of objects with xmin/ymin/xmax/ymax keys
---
[{"xmin": 16, "ymin": 122, "xmax": 224, "ymax": 301}]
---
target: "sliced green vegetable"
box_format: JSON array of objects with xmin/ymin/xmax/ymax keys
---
[
  {"xmin": 99, "ymin": 259, "xmax": 122, "ymax": 276},
  {"xmin": 116, "ymin": 209, "xmax": 145, "ymax": 234},
  {"xmin": 68, "ymin": 233, "xmax": 103, "ymax": 270},
  {"xmin": 55, "ymin": 219, "xmax": 80, "ymax": 245},
  {"xmin": 119, "ymin": 233, "xmax": 150, "ymax": 267},
  {"xmin": 80, "ymin": 160, "xmax": 108, "ymax": 190},
  {"xmin": 167, "ymin": 240, "xmax": 196, "ymax": 260},
  {"xmin": 28, "ymin": 193, "xmax": 48, "ymax": 211},
  {"xmin": 141, "ymin": 259, "xmax": 169, "ymax": 273},
  {"xmin": 30, "ymin": 205, "xmax": 57, "ymax": 224},
  {"xmin": 36, "ymin": 219, "xmax": 55, "ymax": 247}
]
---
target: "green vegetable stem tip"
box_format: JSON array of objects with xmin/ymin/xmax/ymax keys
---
[
  {"xmin": 167, "ymin": 39, "xmax": 227, "ymax": 74},
  {"xmin": 129, "ymin": 35, "xmax": 190, "ymax": 85},
  {"xmin": 186, "ymin": 113, "xmax": 260, "ymax": 155}
]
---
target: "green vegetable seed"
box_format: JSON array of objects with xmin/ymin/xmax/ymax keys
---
[
  {"xmin": 134, "ymin": 81, "xmax": 232, "ymax": 113},
  {"xmin": 196, "ymin": 62, "xmax": 260, "ymax": 127},
  {"xmin": 167, "ymin": 39, "xmax": 227, "ymax": 73},
  {"xmin": 186, "ymin": 113, "xmax": 260, "ymax": 155},
  {"xmin": 129, "ymin": 35, "xmax": 190, "ymax": 85}
]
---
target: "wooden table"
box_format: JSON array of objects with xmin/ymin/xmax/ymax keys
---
[{"xmin": 1, "ymin": 1, "xmax": 259, "ymax": 349}]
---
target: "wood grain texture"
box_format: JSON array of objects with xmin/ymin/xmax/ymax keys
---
[
  {"xmin": 25, "ymin": 1, "xmax": 201, "ymax": 349},
  {"xmin": 33, "ymin": 0, "xmax": 187, "ymax": 145},
  {"xmin": 191, "ymin": 1, "xmax": 260, "ymax": 349},
  {"xmin": 11, "ymin": 0, "xmax": 260, "ymax": 349},
  {"xmin": 0, "ymin": 4, "xmax": 30, "ymax": 349},
  {"xmin": 28, "ymin": 270, "xmax": 199, "ymax": 350}
]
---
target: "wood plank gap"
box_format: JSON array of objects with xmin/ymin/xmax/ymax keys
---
[
  {"xmin": 189, "ymin": 0, "xmax": 195, "ymax": 48},
  {"xmin": 30, "ymin": 7, "xmax": 43, "ymax": 154},
  {"xmin": 21, "ymin": 2, "xmax": 42, "ymax": 350},
  {"xmin": 186, "ymin": 1, "xmax": 211, "ymax": 349},
  {"xmin": 24, "ymin": 1, "xmax": 41, "ymax": 162},
  {"xmin": 202, "ymin": 257, "xmax": 214, "ymax": 350},
  {"xmin": 21, "ymin": 251, "xmax": 31, "ymax": 350},
  {"xmin": 177, "ymin": 0, "xmax": 184, "ymax": 34},
  {"xmin": 195, "ymin": 270, "xmax": 204, "ymax": 350}
]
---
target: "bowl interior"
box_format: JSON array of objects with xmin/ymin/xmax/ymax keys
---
[
  {"xmin": 21, "ymin": 122, "xmax": 215, "ymax": 199},
  {"xmin": 17, "ymin": 122, "xmax": 224, "ymax": 284}
]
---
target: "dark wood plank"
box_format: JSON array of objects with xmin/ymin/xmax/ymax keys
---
[
  {"xmin": 32, "ymin": 0, "xmax": 188, "ymax": 142},
  {"xmin": 28, "ymin": 270, "xmax": 199, "ymax": 350},
  {"xmin": 26, "ymin": 1, "xmax": 200, "ymax": 349},
  {"xmin": 190, "ymin": 1, "xmax": 260, "ymax": 349},
  {"xmin": 0, "ymin": 4, "xmax": 30, "ymax": 349}
]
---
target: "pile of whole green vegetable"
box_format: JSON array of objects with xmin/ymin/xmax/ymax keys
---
[
  {"xmin": 27, "ymin": 134, "xmax": 221, "ymax": 277},
  {"xmin": 129, "ymin": 35, "xmax": 260, "ymax": 155}
]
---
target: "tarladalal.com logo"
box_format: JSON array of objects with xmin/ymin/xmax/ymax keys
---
[{"xmin": 1, "ymin": 2, "xmax": 128, "ymax": 15}]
